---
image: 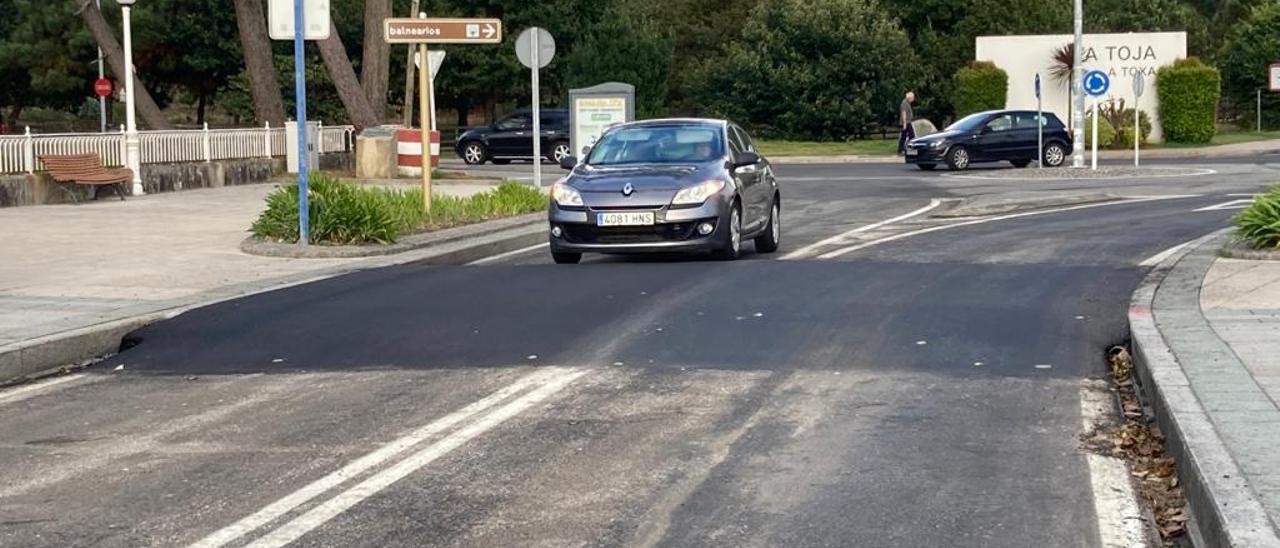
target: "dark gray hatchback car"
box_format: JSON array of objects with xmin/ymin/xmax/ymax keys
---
[{"xmin": 547, "ymin": 119, "xmax": 781, "ymax": 264}]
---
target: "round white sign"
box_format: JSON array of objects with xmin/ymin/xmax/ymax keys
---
[{"xmin": 515, "ymin": 27, "xmax": 555, "ymax": 69}]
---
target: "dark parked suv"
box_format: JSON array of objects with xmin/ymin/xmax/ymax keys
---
[
  {"xmin": 455, "ymin": 109, "xmax": 571, "ymax": 165},
  {"xmin": 905, "ymin": 110, "xmax": 1073, "ymax": 171}
]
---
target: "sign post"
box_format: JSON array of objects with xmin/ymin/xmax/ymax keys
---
[
  {"xmin": 516, "ymin": 28, "xmax": 555, "ymax": 188},
  {"xmin": 1083, "ymin": 70, "xmax": 1110, "ymax": 171},
  {"xmin": 385, "ymin": 16, "xmax": 503, "ymax": 211},
  {"xmin": 269, "ymin": 0, "xmax": 331, "ymax": 247},
  {"xmin": 1035, "ymin": 73, "xmax": 1043, "ymax": 169},
  {"xmin": 1132, "ymin": 71, "xmax": 1145, "ymax": 167}
]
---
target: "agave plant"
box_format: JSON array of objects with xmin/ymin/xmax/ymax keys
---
[
  {"xmin": 1049, "ymin": 43, "xmax": 1075, "ymax": 129},
  {"xmin": 1234, "ymin": 187, "xmax": 1280, "ymax": 250}
]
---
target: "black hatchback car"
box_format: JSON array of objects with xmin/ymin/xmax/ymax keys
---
[
  {"xmin": 455, "ymin": 109, "xmax": 572, "ymax": 165},
  {"xmin": 905, "ymin": 110, "xmax": 1073, "ymax": 171}
]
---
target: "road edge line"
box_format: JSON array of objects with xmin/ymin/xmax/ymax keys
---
[{"xmin": 1080, "ymin": 382, "xmax": 1154, "ymax": 548}]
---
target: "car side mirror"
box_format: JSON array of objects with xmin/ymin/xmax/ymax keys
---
[
  {"xmin": 980, "ymin": 126, "xmax": 995, "ymax": 134},
  {"xmin": 734, "ymin": 151, "xmax": 761, "ymax": 167},
  {"xmin": 559, "ymin": 156, "xmax": 577, "ymax": 170}
]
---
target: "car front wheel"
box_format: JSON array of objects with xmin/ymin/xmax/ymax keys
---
[
  {"xmin": 917, "ymin": 163, "xmax": 936, "ymax": 171},
  {"xmin": 754, "ymin": 200, "xmax": 781, "ymax": 253},
  {"xmin": 945, "ymin": 146, "xmax": 970, "ymax": 171},
  {"xmin": 551, "ymin": 251, "xmax": 581, "ymax": 264},
  {"xmin": 713, "ymin": 206, "xmax": 742, "ymax": 261},
  {"xmin": 1043, "ymin": 143, "xmax": 1067, "ymax": 167},
  {"xmin": 461, "ymin": 142, "xmax": 487, "ymax": 165}
]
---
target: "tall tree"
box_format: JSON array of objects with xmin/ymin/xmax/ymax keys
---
[
  {"xmin": 360, "ymin": 0, "xmax": 391, "ymax": 122},
  {"xmin": 232, "ymin": 0, "xmax": 285, "ymax": 125},
  {"xmin": 75, "ymin": 0, "xmax": 172, "ymax": 129},
  {"xmin": 316, "ymin": 31, "xmax": 379, "ymax": 128}
]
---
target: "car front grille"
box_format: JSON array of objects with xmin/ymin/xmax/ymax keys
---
[{"xmin": 562, "ymin": 222, "xmax": 703, "ymax": 244}]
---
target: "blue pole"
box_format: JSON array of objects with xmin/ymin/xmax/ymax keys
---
[{"xmin": 294, "ymin": 0, "xmax": 309, "ymax": 246}]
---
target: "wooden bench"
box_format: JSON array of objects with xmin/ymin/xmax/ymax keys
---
[{"xmin": 38, "ymin": 153, "xmax": 133, "ymax": 202}]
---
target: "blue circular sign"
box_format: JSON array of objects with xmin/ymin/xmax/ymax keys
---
[{"xmin": 1083, "ymin": 70, "xmax": 1110, "ymax": 97}]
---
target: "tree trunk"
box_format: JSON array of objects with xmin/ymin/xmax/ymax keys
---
[
  {"xmin": 196, "ymin": 92, "xmax": 207, "ymax": 125},
  {"xmin": 360, "ymin": 0, "xmax": 391, "ymax": 123},
  {"xmin": 316, "ymin": 31, "xmax": 380, "ymax": 128},
  {"xmin": 232, "ymin": 0, "xmax": 286, "ymax": 125},
  {"xmin": 76, "ymin": 0, "xmax": 173, "ymax": 130}
]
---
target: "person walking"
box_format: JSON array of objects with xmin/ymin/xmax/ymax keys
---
[{"xmin": 898, "ymin": 91, "xmax": 916, "ymax": 155}]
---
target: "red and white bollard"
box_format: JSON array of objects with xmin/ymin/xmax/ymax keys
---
[{"xmin": 395, "ymin": 128, "xmax": 440, "ymax": 176}]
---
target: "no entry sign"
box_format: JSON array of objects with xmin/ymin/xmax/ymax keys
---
[{"xmin": 94, "ymin": 78, "xmax": 113, "ymax": 98}]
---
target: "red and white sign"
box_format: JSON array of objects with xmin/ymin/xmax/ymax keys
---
[
  {"xmin": 396, "ymin": 129, "xmax": 440, "ymax": 175},
  {"xmin": 94, "ymin": 78, "xmax": 113, "ymax": 98},
  {"xmin": 1270, "ymin": 63, "xmax": 1280, "ymax": 93}
]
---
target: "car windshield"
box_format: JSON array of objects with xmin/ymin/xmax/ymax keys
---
[
  {"xmin": 586, "ymin": 125, "xmax": 724, "ymax": 165},
  {"xmin": 946, "ymin": 113, "xmax": 991, "ymax": 132}
]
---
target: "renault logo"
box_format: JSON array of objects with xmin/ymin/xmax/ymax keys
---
[{"xmin": 622, "ymin": 183, "xmax": 634, "ymax": 197}]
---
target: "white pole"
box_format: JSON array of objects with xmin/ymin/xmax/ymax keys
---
[
  {"xmin": 1091, "ymin": 99, "xmax": 1098, "ymax": 170},
  {"xmin": 1259, "ymin": 89, "xmax": 1263, "ymax": 133},
  {"xmin": 531, "ymin": 30, "xmax": 542, "ymax": 188},
  {"xmin": 1072, "ymin": 0, "xmax": 1085, "ymax": 168},
  {"xmin": 1134, "ymin": 107, "xmax": 1140, "ymax": 167},
  {"xmin": 1037, "ymin": 89, "xmax": 1043, "ymax": 169},
  {"xmin": 121, "ymin": 4, "xmax": 143, "ymax": 195},
  {"xmin": 96, "ymin": 0, "xmax": 106, "ymax": 133}
]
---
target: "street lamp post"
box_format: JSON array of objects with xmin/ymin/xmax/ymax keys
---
[
  {"xmin": 118, "ymin": 0, "xmax": 143, "ymax": 195},
  {"xmin": 1072, "ymin": 0, "xmax": 1085, "ymax": 168}
]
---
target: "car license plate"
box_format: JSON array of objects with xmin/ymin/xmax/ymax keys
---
[
  {"xmin": 906, "ymin": 148, "xmax": 918, "ymax": 156},
  {"xmin": 596, "ymin": 211, "xmax": 655, "ymax": 226}
]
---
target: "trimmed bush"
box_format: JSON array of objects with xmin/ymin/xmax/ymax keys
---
[
  {"xmin": 251, "ymin": 174, "xmax": 547, "ymax": 245},
  {"xmin": 1156, "ymin": 58, "xmax": 1220, "ymax": 144},
  {"xmin": 1234, "ymin": 187, "xmax": 1280, "ymax": 250},
  {"xmin": 953, "ymin": 61, "xmax": 1008, "ymax": 117},
  {"xmin": 1083, "ymin": 113, "xmax": 1116, "ymax": 149},
  {"xmin": 1113, "ymin": 109, "xmax": 1152, "ymax": 150}
]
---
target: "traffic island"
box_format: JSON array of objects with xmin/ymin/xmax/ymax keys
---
[{"xmin": 1128, "ymin": 230, "xmax": 1280, "ymax": 548}]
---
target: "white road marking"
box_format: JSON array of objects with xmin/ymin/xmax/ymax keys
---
[
  {"xmin": 817, "ymin": 195, "xmax": 1200, "ymax": 260},
  {"xmin": 467, "ymin": 242, "xmax": 549, "ymax": 265},
  {"xmin": 1080, "ymin": 383, "xmax": 1151, "ymax": 548},
  {"xmin": 241, "ymin": 367, "xmax": 589, "ymax": 548},
  {"xmin": 1138, "ymin": 238, "xmax": 1200, "ymax": 267},
  {"xmin": 781, "ymin": 199, "xmax": 943, "ymax": 260},
  {"xmin": 190, "ymin": 367, "xmax": 582, "ymax": 548},
  {"xmin": 1193, "ymin": 198, "xmax": 1254, "ymax": 212},
  {"xmin": 0, "ymin": 373, "xmax": 98, "ymax": 406}
]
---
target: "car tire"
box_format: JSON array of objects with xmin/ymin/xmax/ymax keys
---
[
  {"xmin": 1010, "ymin": 160, "xmax": 1031, "ymax": 168},
  {"xmin": 549, "ymin": 141, "xmax": 571, "ymax": 163},
  {"xmin": 461, "ymin": 142, "xmax": 487, "ymax": 165},
  {"xmin": 916, "ymin": 163, "xmax": 937, "ymax": 171},
  {"xmin": 492, "ymin": 159, "xmax": 512, "ymax": 165},
  {"xmin": 754, "ymin": 199, "xmax": 781, "ymax": 253},
  {"xmin": 712, "ymin": 205, "xmax": 742, "ymax": 261},
  {"xmin": 945, "ymin": 145, "xmax": 970, "ymax": 171},
  {"xmin": 551, "ymin": 251, "xmax": 581, "ymax": 264},
  {"xmin": 1043, "ymin": 142, "xmax": 1067, "ymax": 167}
]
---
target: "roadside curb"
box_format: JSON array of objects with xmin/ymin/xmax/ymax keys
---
[
  {"xmin": 1219, "ymin": 240, "xmax": 1280, "ymax": 261},
  {"xmin": 0, "ymin": 218, "xmax": 548, "ymax": 385},
  {"xmin": 1128, "ymin": 229, "xmax": 1280, "ymax": 548},
  {"xmin": 241, "ymin": 213, "xmax": 544, "ymax": 258},
  {"xmin": 770, "ymin": 155, "xmax": 898, "ymax": 165}
]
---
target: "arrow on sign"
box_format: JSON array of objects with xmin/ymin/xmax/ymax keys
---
[{"xmin": 483, "ymin": 23, "xmax": 496, "ymax": 39}]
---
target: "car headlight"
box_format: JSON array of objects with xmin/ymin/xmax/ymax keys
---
[
  {"xmin": 929, "ymin": 140, "xmax": 946, "ymax": 149},
  {"xmin": 551, "ymin": 181, "xmax": 583, "ymax": 207},
  {"xmin": 671, "ymin": 179, "xmax": 726, "ymax": 206}
]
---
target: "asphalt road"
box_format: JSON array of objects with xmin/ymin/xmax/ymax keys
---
[{"xmin": 0, "ymin": 160, "xmax": 1273, "ymax": 547}]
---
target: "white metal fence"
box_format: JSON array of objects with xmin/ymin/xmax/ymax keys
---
[{"xmin": 0, "ymin": 123, "xmax": 354, "ymax": 175}]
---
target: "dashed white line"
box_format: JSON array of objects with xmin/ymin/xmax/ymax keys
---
[
  {"xmin": 780, "ymin": 199, "xmax": 943, "ymax": 260},
  {"xmin": 816, "ymin": 195, "xmax": 1200, "ymax": 260},
  {"xmin": 190, "ymin": 367, "xmax": 584, "ymax": 548},
  {"xmin": 1193, "ymin": 198, "xmax": 1254, "ymax": 212},
  {"xmin": 1138, "ymin": 238, "xmax": 1200, "ymax": 267},
  {"xmin": 241, "ymin": 367, "xmax": 589, "ymax": 548},
  {"xmin": 1080, "ymin": 383, "xmax": 1151, "ymax": 548},
  {"xmin": 467, "ymin": 242, "xmax": 549, "ymax": 265}
]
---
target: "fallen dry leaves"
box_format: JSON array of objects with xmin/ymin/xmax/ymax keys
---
[{"xmin": 1081, "ymin": 347, "xmax": 1190, "ymax": 546}]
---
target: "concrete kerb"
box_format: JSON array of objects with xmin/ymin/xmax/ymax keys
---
[
  {"xmin": 1128, "ymin": 229, "xmax": 1280, "ymax": 548},
  {"xmin": 241, "ymin": 212, "xmax": 544, "ymax": 258},
  {"xmin": 0, "ymin": 217, "xmax": 549, "ymax": 385}
]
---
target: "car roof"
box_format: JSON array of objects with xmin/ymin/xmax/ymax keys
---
[{"xmin": 612, "ymin": 118, "xmax": 728, "ymax": 130}]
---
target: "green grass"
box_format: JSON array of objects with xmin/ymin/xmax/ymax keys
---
[
  {"xmin": 755, "ymin": 139, "xmax": 899, "ymax": 157},
  {"xmin": 1156, "ymin": 130, "xmax": 1280, "ymax": 148},
  {"xmin": 1234, "ymin": 186, "xmax": 1280, "ymax": 250},
  {"xmin": 250, "ymin": 174, "xmax": 546, "ymax": 245}
]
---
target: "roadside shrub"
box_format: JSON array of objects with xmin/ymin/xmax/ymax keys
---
[
  {"xmin": 251, "ymin": 175, "xmax": 547, "ymax": 245},
  {"xmin": 1157, "ymin": 58, "xmax": 1220, "ymax": 144},
  {"xmin": 1099, "ymin": 99, "xmax": 1152, "ymax": 149},
  {"xmin": 1083, "ymin": 113, "xmax": 1116, "ymax": 149},
  {"xmin": 953, "ymin": 61, "xmax": 1008, "ymax": 117},
  {"xmin": 1234, "ymin": 187, "xmax": 1280, "ymax": 250}
]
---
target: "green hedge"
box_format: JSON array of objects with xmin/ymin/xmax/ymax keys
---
[
  {"xmin": 953, "ymin": 61, "xmax": 1008, "ymax": 117},
  {"xmin": 1156, "ymin": 58, "xmax": 1220, "ymax": 144},
  {"xmin": 1234, "ymin": 187, "xmax": 1280, "ymax": 250},
  {"xmin": 1083, "ymin": 113, "xmax": 1116, "ymax": 149}
]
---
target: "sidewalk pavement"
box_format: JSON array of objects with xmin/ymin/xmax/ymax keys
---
[
  {"xmin": 767, "ymin": 138, "xmax": 1280, "ymax": 165},
  {"xmin": 0, "ymin": 179, "xmax": 540, "ymax": 383},
  {"xmin": 1130, "ymin": 233, "xmax": 1280, "ymax": 547}
]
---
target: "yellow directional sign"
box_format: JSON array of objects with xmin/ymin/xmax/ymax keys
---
[{"xmin": 384, "ymin": 18, "xmax": 502, "ymax": 44}]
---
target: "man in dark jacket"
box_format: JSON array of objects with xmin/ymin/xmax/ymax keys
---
[{"xmin": 897, "ymin": 91, "xmax": 916, "ymax": 155}]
